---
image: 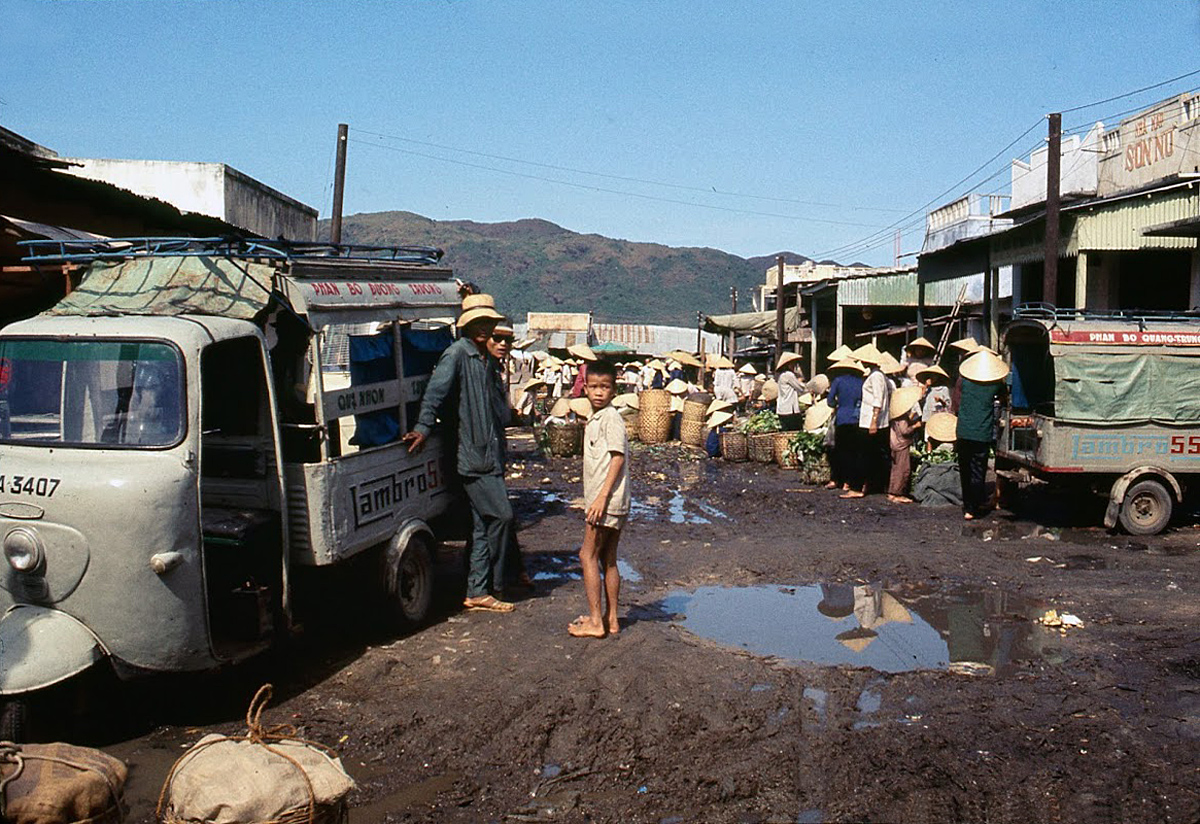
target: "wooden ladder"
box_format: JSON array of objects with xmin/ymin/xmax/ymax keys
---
[{"xmin": 934, "ymin": 283, "xmax": 970, "ymax": 362}]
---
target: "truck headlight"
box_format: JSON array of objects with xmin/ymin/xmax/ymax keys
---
[{"xmin": 3, "ymin": 527, "xmax": 44, "ymax": 573}]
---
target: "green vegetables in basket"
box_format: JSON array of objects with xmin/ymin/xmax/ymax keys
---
[
  {"xmin": 787, "ymin": 431, "xmax": 826, "ymax": 465},
  {"xmin": 740, "ymin": 410, "xmax": 781, "ymax": 435}
]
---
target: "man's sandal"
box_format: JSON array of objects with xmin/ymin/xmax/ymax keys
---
[{"xmin": 464, "ymin": 595, "xmax": 515, "ymax": 613}]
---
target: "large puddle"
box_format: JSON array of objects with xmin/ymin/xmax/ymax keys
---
[
  {"xmin": 519, "ymin": 488, "xmax": 729, "ymax": 526},
  {"xmin": 658, "ymin": 582, "xmax": 1064, "ymax": 675}
]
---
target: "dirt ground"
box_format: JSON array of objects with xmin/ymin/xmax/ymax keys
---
[{"xmin": 91, "ymin": 430, "xmax": 1200, "ymax": 823}]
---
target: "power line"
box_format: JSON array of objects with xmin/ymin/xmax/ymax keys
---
[
  {"xmin": 348, "ymin": 137, "xmax": 894, "ymax": 230},
  {"xmin": 351, "ymin": 126, "xmax": 912, "ymax": 214},
  {"xmin": 1060, "ymin": 67, "xmax": 1200, "ymax": 114}
]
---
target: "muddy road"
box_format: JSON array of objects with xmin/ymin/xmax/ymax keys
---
[{"xmin": 97, "ymin": 432, "xmax": 1199, "ymax": 822}]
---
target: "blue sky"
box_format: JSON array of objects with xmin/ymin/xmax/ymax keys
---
[{"xmin": 3, "ymin": 0, "xmax": 1199, "ymax": 263}]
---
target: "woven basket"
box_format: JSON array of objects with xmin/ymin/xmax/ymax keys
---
[
  {"xmin": 720, "ymin": 431, "xmax": 748, "ymax": 461},
  {"xmin": 623, "ymin": 411, "xmax": 640, "ymax": 442},
  {"xmin": 682, "ymin": 398, "xmax": 708, "ymax": 423},
  {"xmin": 800, "ymin": 455, "xmax": 832, "ymax": 485},
  {"xmin": 748, "ymin": 433, "xmax": 776, "ymax": 463},
  {"xmin": 773, "ymin": 432, "xmax": 798, "ymax": 469},
  {"xmin": 638, "ymin": 389, "xmax": 672, "ymax": 444},
  {"xmin": 546, "ymin": 422, "xmax": 584, "ymax": 457},
  {"xmin": 680, "ymin": 417, "xmax": 706, "ymax": 446}
]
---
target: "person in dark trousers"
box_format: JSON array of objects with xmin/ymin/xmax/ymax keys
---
[
  {"xmin": 954, "ymin": 348, "xmax": 1009, "ymax": 520},
  {"xmin": 403, "ymin": 294, "xmax": 516, "ymax": 612},
  {"xmin": 843, "ymin": 344, "xmax": 890, "ymax": 499},
  {"xmin": 826, "ymin": 357, "xmax": 865, "ymax": 491}
]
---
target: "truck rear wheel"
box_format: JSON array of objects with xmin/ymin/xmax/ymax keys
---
[
  {"xmin": 1119, "ymin": 479, "xmax": 1173, "ymax": 535},
  {"xmin": 388, "ymin": 535, "xmax": 434, "ymax": 628}
]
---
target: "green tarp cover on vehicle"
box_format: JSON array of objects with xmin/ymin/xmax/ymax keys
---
[
  {"xmin": 47, "ymin": 256, "xmax": 274, "ymax": 320},
  {"xmin": 1054, "ymin": 351, "xmax": 1200, "ymax": 425}
]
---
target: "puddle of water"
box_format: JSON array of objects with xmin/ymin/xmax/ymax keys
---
[
  {"xmin": 668, "ymin": 490, "xmax": 710, "ymax": 524},
  {"xmin": 629, "ymin": 490, "xmax": 728, "ymax": 525},
  {"xmin": 532, "ymin": 570, "xmax": 581, "ymax": 582},
  {"xmin": 616, "ymin": 558, "xmax": 642, "ymax": 582},
  {"xmin": 797, "ymin": 809, "xmax": 825, "ymax": 823},
  {"xmin": 660, "ymin": 582, "xmax": 1060, "ymax": 675}
]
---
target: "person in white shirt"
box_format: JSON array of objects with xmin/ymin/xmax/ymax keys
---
[
  {"xmin": 775, "ymin": 352, "xmax": 807, "ymax": 430},
  {"xmin": 843, "ymin": 345, "xmax": 891, "ymax": 499}
]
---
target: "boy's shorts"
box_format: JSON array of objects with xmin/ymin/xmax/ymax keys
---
[{"xmin": 594, "ymin": 513, "xmax": 627, "ymax": 531}]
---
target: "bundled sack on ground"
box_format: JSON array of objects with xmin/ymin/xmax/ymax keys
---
[
  {"xmin": 0, "ymin": 741, "xmax": 128, "ymax": 824},
  {"xmin": 157, "ymin": 686, "xmax": 354, "ymax": 824}
]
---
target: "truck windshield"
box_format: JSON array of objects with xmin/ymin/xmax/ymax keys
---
[{"xmin": 0, "ymin": 339, "xmax": 185, "ymax": 448}]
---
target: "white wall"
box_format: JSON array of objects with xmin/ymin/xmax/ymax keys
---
[{"xmin": 1011, "ymin": 123, "xmax": 1103, "ymax": 211}]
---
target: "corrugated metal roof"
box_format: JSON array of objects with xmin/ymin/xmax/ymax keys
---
[
  {"xmin": 836, "ymin": 269, "xmax": 1011, "ymax": 307},
  {"xmin": 1072, "ymin": 185, "xmax": 1198, "ymax": 252}
]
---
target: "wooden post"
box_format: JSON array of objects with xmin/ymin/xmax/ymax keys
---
[
  {"xmin": 728, "ymin": 286, "xmax": 737, "ymax": 358},
  {"xmin": 774, "ymin": 255, "xmax": 785, "ymax": 369},
  {"xmin": 989, "ymin": 266, "xmax": 1000, "ymax": 346},
  {"xmin": 982, "ymin": 252, "xmax": 993, "ymax": 347},
  {"xmin": 331, "ymin": 123, "xmax": 349, "ymax": 245},
  {"xmin": 1044, "ymin": 112, "xmax": 1061, "ymax": 305}
]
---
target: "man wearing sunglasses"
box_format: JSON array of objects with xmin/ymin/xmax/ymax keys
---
[{"xmin": 404, "ymin": 294, "xmax": 516, "ymax": 613}]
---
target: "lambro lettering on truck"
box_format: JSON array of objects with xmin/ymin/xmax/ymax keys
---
[
  {"xmin": 350, "ymin": 460, "xmax": 443, "ymax": 530},
  {"xmin": 1071, "ymin": 433, "xmax": 1200, "ymax": 460}
]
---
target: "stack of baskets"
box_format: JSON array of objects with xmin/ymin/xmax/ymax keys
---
[
  {"xmin": 638, "ymin": 389, "xmax": 672, "ymax": 444},
  {"xmin": 547, "ymin": 422, "xmax": 584, "ymax": 457},
  {"xmin": 748, "ymin": 433, "xmax": 776, "ymax": 463},
  {"xmin": 680, "ymin": 396, "xmax": 708, "ymax": 447},
  {"xmin": 720, "ymin": 431, "xmax": 748, "ymax": 461},
  {"xmin": 773, "ymin": 432, "xmax": 798, "ymax": 469}
]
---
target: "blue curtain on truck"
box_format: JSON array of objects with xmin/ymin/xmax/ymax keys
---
[{"xmin": 347, "ymin": 332, "xmax": 399, "ymax": 447}]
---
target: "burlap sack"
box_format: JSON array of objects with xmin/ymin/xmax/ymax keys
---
[
  {"xmin": 0, "ymin": 742, "xmax": 127, "ymax": 824},
  {"xmin": 158, "ymin": 686, "xmax": 354, "ymax": 824}
]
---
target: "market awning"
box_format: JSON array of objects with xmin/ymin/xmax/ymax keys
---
[
  {"xmin": 704, "ymin": 306, "xmax": 803, "ymax": 337},
  {"xmin": 1142, "ymin": 215, "xmax": 1200, "ymax": 238}
]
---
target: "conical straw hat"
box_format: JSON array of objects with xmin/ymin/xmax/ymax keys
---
[
  {"xmin": 827, "ymin": 344, "xmax": 853, "ymax": 362},
  {"xmin": 567, "ymin": 343, "xmax": 598, "ymax": 362},
  {"xmin": 835, "ymin": 627, "xmax": 878, "ymax": 653},
  {"xmin": 926, "ymin": 411, "xmax": 958, "ymax": 443},
  {"xmin": 829, "ymin": 358, "xmax": 866, "ymax": 375},
  {"xmin": 905, "ymin": 336, "xmax": 936, "ymax": 354},
  {"xmin": 665, "ymin": 378, "xmax": 689, "ymax": 395},
  {"xmin": 522, "ymin": 378, "xmax": 547, "ymax": 393},
  {"xmin": 568, "ymin": 397, "xmax": 593, "ymax": 418},
  {"xmin": 614, "ymin": 392, "xmax": 640, "ymax": 409},
  {"xmin": 664, "ymin": 350, "xmax": 702, "ymax": 367},
  {"xmin": 807, "ymin": 373, "xmax": 830, "ymax": 396},
  {"xmin": 949, "ymin": 336, "xmax": 979, "ymax": 353},
  {"xmin": 646, "ymin": 359, "xmax": 666, "ymax": 369},
  {"xmin": 706, "ymin": 399, "xmax": 734, "ymax": 415},
  {"xmin": 804, "ymin": 399, "xmax": 833, "ymax": 431},
  {"xmin": 707, "ymin": 409, "xmax": 734, "ymax": 428},
  {"xmin": 738, "ymin": 363, "xmax": 757, "ymax": 375},
  {"xmin": 777, "ymin": 351, "xmax": 803, "ymax": 371},
  {"xmin": 797, "ymin": 392, "xmax": 814, "ymax": 407},
  {"xmin": 915, "ymin": 364, "xmax": 949, "ymax": 383},
  {"xmin": 879, "ymin": 352, "xmax": 904, "ymax": 375},
  {"xmin": 550, "ymin": 397, "xmax": 571, "ymax": 418},
  {"xmin": 889, "ymin": 385, "xmax": 923, "ymax": 419},
  {"xmin": 959, "ymin": 349, "xmax": 1010, "ymax": 383},
  {"xmin": 851, "ymin": 342, "xmax": 884, "ymax": 365},
  {"xmin": 760, "ymin": 378, "xmax": 779, "ymax": 402},
  {"xmin": 708, "ymin": 354, "xmax": 735, "ymax": 369}
]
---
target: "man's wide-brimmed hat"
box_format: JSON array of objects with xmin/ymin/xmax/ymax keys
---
[
  {"xmin": 568, "ymin": 397, "xmax": 593, "ymax": 418},
  {"xmin": 905, "ymin": 336, "xmax": 936, "ymax": 354},
  {"xmin": 738, "ymin": 363, "xmax": 757, "ymax": 375},
  {"xmin": 665, "ymin": 378, "xmax": 690, "ymax": 395},
  {"xmin": 915, "ymin": 364, "xmax": 950, "ymax": 384},
  {"xmin": 926, "ymin": 411, "xmax": 958, "ymax": 443},
  {"xmin": 457, "ymin": 293, "xmax": 505, "ymax": 329},
  {"xmin": 889, "ymin": 385, "xmax": 923, "ymax": 420},
  {"xmin": 959, "ymin": 349, "xmax": 1010, "ymax": 383},
  {"xmin": 707, "ymin": 409, "xmax": 734, "ymax": 428},
  {"xmin": 567, "ymin": 343, "xmax": 598, "ymax": 362},
  {"xmin": 804, "ymin": 399, "xmax": 833, "ymax": 431},
  {"xmin": 851, "ymin": 343, "xmax": 884, "ymax": 366},
  {"xmin": 777, "ymin": 351, "xmax": 803, "ymax": 371}
]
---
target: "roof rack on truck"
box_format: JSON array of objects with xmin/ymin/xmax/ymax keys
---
[{"xmin": 1012, "ymin": 303, "xmax": 1200, "ymax": 325}]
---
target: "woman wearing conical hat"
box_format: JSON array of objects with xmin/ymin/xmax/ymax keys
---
[
  {"xmin": 901, "ymin": 336, "xmax": 937, "ymax": 384},
  {"xmin": 916, "ymin": 364, "xmax": 952, "ymax": 425},
  {"xmin": 826, "ymin": 357, "xmax": 866, "ymax": 491},
  {"xmin": 955, "ymin": 348, "xmax": 1009, "ymax": 520},
  {"xmin": 775, "ymin": 351, "xmax": 807, "ymax": 431},
  {"xmin": 844, "ymin": 343, "xmax": 891, "ymax": 498}
]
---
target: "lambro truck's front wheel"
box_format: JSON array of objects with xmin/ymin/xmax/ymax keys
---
[{"xmin": 1119, "ymin": 479, "xmax": 1173, "ymax": 536}]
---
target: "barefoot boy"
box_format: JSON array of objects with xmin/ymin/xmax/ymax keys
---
[{"xmin": 568, "ymin": 360, "xmax": 630, "ymax": 638}]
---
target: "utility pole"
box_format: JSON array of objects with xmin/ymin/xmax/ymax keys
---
[
  {"xmin": 1044, "ymin": 112, "xmax": 1061, "ymax": 306},
  {"xmin": 696, "ymin": 310, "xmax": 703, "ymax": 354},
  {"xmin": 774, "ymin": 255, "xmax": 786, "ymax": 369},
  {"xmin": 728, "ymin": 286, "xmax": 738, "ymax": 358},
  {"xmin": 330, "ymin": 123, "xmax": 349, "ymax": 245}
]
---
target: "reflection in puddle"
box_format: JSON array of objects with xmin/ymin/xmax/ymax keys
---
[
  {"xmin": 531, "ymin": 555, "xmax": 641, "ymax": 584},
  {"xmin": 631, "ymin": 489, "xmax": 729, "ymax": 525},
  {"xmin": 617, "ymin": 559, "xmax": 642, "ymax": 582},
  {"xmin": 659, "ymin": 582, "xmax": 1062, "ymax": 674}
]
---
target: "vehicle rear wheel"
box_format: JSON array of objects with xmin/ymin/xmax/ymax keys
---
[
  {"xmin": 388, "ymin": 535, "xmax": 434, "ymax": 628},
  {"xmin": 1119, "ymin": 479, "xmax": 1173, "ymax": 535}
]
